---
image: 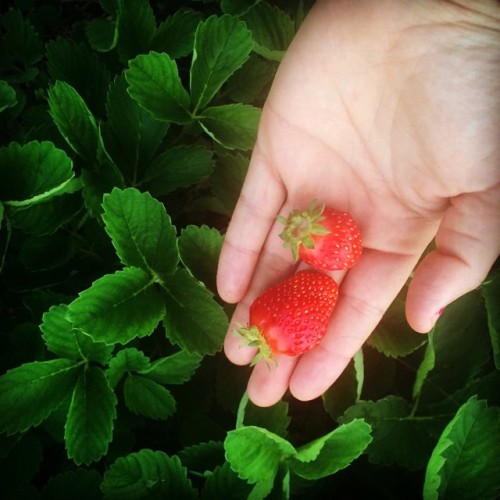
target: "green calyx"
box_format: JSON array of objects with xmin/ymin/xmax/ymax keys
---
[
  {"xmin": 277, "ymin": 200, "xmax": 330, "ymax": 261},
  {"xmin": 235, "ymin": 325, "xmax": 275, "ymax": 367}
]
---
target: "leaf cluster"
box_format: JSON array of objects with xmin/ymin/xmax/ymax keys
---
[{"xmin": 0, "ymin": 1, "xmax": 499, "ymax": 499}]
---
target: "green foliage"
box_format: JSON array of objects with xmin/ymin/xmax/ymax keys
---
[
  {"xmin": 67, "ymin": 266, "xmax": 166, "ymax": 345},
  {"xmin": 48, "ymin": 81, "xmax": 101, "ymax": 163},
  {"xmin": 0, "ymin": 141, "xmax": 74, "ymax": 206},
  {"xmin": 65, "ymin": 366, "xmax": 117, "ymax": 465},
  {"xmin": 101, "ymin": 187, "xmax": 179, "ymax": 275},
  {"xmin": 190, "ymin": 14, "xmax": 253, "ymax": 111},
  {"xmin": 242, "ymin": 2, "xmax": 295, "ymax": 61},
  {"xmin": 140, "ymin": 145, "xmax": 214, "ymax": 196},
  {"xmin": 290, "ymin": 419, "xmax": 372, "ymax": 480},
  {"xmin": 225, "ymin": 425, "xmax": 297, "ymax": 483},
  {"xmin": 0, "ymin": 80, "xmax": 16, "ymax": 112},
  {"xmin": 0, "ymin": 1, "xmax": 498, "ymax": 498},
  {"xmin": 41, "ymin": 304, "xmax": 114, "ymax": 363},
  {"xmin": 125, "ymin": 51, "xmax": 192, "ymax": 124},
  {"xmin": 123, "ymin": 374, "xmax": 176, "ymax": 420},
  {"xmin": 482, "ymin": 269, "xmax": 500, "ymax": 369},
  {"xmin": 0, "ymin": 359, "xmax": 82, "ymax": 434},
  {"xmin": 424, "ymin": 396, "xmax": 500, "ymax": 500},
  {"xmin": 198, "ymin": 103, "xmax": 261, "ymax": 150},
  {"xmin": 101, "ymin": 449, "xmax": 198, "ymax": 498}
]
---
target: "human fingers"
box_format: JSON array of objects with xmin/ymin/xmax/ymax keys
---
[
  {"xmin": 288, "ymin": 247, "xmax": 422, "ymax": 402},
  {"xmin": 224, "ymin": 299, "xmax": 257, "ymax": 366},
  {"xmin": 223, "ymin": 199, "xmax": 301, "ymax": 365},
  {"xmin": 216, "ymin": 146, "xmax": 286, "ymax": 305},
  {"xmin": 406, "ymin": 188, "xmax": 500, "ymax": 333},
  {"xmin": 246, "ymin": 355, "xmax": 299, "ymax": 407}
]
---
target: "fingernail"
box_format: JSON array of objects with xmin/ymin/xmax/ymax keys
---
[{"xmin": 431, "ymin": 307, "xmax": 446, "ymax": 330}]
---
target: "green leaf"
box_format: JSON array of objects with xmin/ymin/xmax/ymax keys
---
[
  {"xmin": 162, "ymin": 269, "xmax": 228, "ymax": 356},
  {"xmin": 209, "ymin": 149, "xmax": 249, "ymax": 215},
  {"xmin": 46, "ymin": 38, "xmax": 110, "ymax": 118},
  {"xmin": 1, "ymin": 9, "xmax": 44, "ymax": 67},
  {"xmin": 102, "ymin": 187, "xmax": 179, "ymax": 276},
  {"xmin": 413, "ymin": 290, "xmax": 491, "ymax": 409},
  {"xmin": 178, "ymin": 224, "xmax": 223, "ymax": 293},
  {"xmin": 0, "ymin": 141, "xmax": 74, "ymax": 207},
  {"xmin": 141, "ymin": 145, "xmax": 214, "ymax": 196},
  {"xmin": 123, "ymin": 374, "xmax": 176, "ymax": 420},
  {"xmin": 242, "ymin": 399, "xmax": 291, "ymax": 438},
  {"xmin": 224, "ymin": 55, "xmax": 276, "ymax": 104},
  {"xmin": 20, "ymin": 232, "xmax": 76, "ymax": 271},
  {"xmin": 41, "ymin": 304, "xmax": 114, "ymax": 364},
  {"xmin": 290, "ymin": 419, "xmax": 372, "ymax": 480},
  {"xmin": 242, "ymin": 2, "xmax": 295, "ymax": 61},
  {"xmin": 48, "ymin": 81, "xmax": 100, "ymax": 164},
  {"xmin": 102, "ymin": 449, "xmax": 197, "ymax": 499},
  {"xmin": 413, "ymin": 330, "xmax": 436, "ymax": 402},
  {"xmin": 65, "ymin": 366, "xmax": 117, "ymax": 465},
  {"xmin": 190, "ymin": 15, "xmax": 253, "ymax": 111},
  {"xmin": 368, "ymin": 286, "xmax": 427, "ymax": 357},
  {"xmin": 66, "ymin": 267, "xmax": 165, "ymax": 345},
  {"xmin": 340, "ymin": 396, "xmax": 441, "ymax": 470},
  {"xmin": 102, "ymin": 74, "xmax": 168, "ymax": 185},
  {"xmin": 424, "ymin": 397, "xmax": 500, "ymax": 500},
  {"xmin": 81, "ymin": 164, "xmax": 125, "ymax": 218},
  {"xmin": 16, "ymin": 235, "xmax": 73, "ymax": 280},
  {"xmin": 198, "ymin": 103, "xmax": 260, "ymax": 150},
  {"xmin": 224, "ymin": 426, "xmax": 296, "ymax": 484},
  {"xmin": 86, "ymin": 18, "xmax": 118, "ymax": 52},
  {"xmin": 178, "ymin": 441, "xmax": 225, "ymax": 473},
  {"xmin": 220, "ymin": 0, "xmax": 263, "ymax": 16},
  {"xmin": 116, "ymin": 0, "xmax": 156, "ymax": 62},
  {"xmin": 202, "ymin": 462, "xmax": 253, "ymax": 499},
  {"xmin": 0, "ymin": 359, "xmax": 81, "ymax": 435},
  {"xmin": 41, "ymin": 469, "xmax": 102, "ymax": 500},
  {"xmin": 8, "ymin": 192, "xmax": 83, "ymax": 235},
  {"xmin": 152, "ymin": 9, "xmax": 202, "ymax": 59},
  {"xmin": 0, "ymin": 80, "xmax": 16, "ymax": 112},
  {"xmin": 322, "ymin": 354, "xmax": 362, "ymax": 421},
  {"xmin": 106, "ymin": 348, "xmax": 150, "ymax": 389},
  {"xmin": 248, "ymin": 480, "xmax": 275, "ymax": 500},
  {"xmin": 139, "ymin": 350, "xmax": 201, "ymax": 385},
  {"xmin": 482, "ymin": 270, "xmax": 500, "ymax": 369},
  {"xmin": 125, "ymin": 51, "xmax": 191, "ymax": 124}
]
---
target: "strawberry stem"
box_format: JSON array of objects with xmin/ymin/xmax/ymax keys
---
[
  {"xmin": 235, "ymin": 325, "xmax": 275, "ymax": 367},
  {"xmin": 278, "ymin": 199, "xmax": 330, "ymax": 261}
]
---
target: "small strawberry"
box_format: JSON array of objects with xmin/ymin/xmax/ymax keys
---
[
  {"xmin": 237, "ymin": 270, "xmax": 339, "ymax": 363},
  {"xmin": 278, "ymin": 201, "xmax": 362, "ymax": 271}
]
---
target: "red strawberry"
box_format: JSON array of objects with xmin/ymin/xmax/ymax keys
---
[
  {"xmin": 237, "ymin": 270, "xmax": 339, "ymax": 363},
  {"xmin": 278, "ymin": 201, "xmax": 362, "ymax": 271}
]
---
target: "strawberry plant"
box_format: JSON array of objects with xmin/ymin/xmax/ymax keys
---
[{"xmin": 0, "ymin": 1, "xmax": 499, "ymax": 498}]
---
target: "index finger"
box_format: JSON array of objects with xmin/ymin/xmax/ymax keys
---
[{"xmin": 216, "ymin": 147, "xmax": 286, "ymax": 304}]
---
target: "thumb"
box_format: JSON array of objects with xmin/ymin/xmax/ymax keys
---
[{"xmin": 406, "ymin": 189, "xmax": 500, "ymax": 333}]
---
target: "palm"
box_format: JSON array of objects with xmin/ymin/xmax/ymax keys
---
[{"xmin": 217, "ymin": 0, "xmax": 500, "ymax": 406}]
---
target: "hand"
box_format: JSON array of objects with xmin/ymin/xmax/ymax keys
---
[{"xmin": 216, "ymin": 0, "xmax": 500, "ymax": 407}]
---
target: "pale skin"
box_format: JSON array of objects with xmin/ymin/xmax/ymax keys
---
[{"xmin": 216, "ymin": 0, "xmax": 500, "ymax": 407}]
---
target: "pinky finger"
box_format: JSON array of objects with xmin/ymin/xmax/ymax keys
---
[{"xmin": 406, "ymin": 190, "xmax": 500, "ymax": 333}]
